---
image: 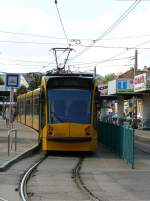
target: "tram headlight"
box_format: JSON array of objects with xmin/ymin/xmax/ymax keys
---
[
  {"xmin": 48, "ymin": 126, "xmax": 54, "ymax": 136},
  {"xmin": 85, "ymin": 126, "xmax": 92, "ymax": 136}
]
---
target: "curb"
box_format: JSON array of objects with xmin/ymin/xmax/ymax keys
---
[
  {"xmin": 135, "ymin": 140, "xmax": 150, "ymax": 154},
  {"xmin": 135, "ymin": 134, "xmax": 150, "ymax": 144},
  {"xmin": 0, "ymin": 144, "xmax": 40, "ymax": 172}
]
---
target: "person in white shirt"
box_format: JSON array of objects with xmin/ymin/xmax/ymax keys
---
[{"xmin": 5, "ymin": 107, "xmax": 10, "ymax": 128}]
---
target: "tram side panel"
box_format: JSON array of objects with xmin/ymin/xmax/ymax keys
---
[
  {"xmin": 17, "ymin": 96, "xmax": 21, "ymax": 123},
  {"xmin": 25, "ymin": 91, "xmax": 33, "ymax": 128},
  {"xmin": 21, "ymin": 95, "xmax": 26, "ymax": 125},
  {"xmin": 17, "ymin": 94, "xmax": 26, "ymax": 125},
  {"xmin": 32, "ymin": 89, "xmax": 40, "ymax": 131}
]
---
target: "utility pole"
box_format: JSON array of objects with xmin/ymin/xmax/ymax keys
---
[
  {"xmin": 94, "ymin": 66, "xmax": 96, "ymax": 77},
  {"xmin": 133, "ymin": 49, "xmax": 138, "ymax": 128},
  {"xmin": 134, "ymin": 49, "xmax": 138, "ymax": 77}
]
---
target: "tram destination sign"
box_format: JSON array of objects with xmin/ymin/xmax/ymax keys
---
[{"xmin": 5, "ymin": 73, "xmax": 20, "ymax": 88}]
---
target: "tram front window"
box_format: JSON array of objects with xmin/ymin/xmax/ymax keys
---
[{"xmin": 48, "ymin": 89, "xmax": 91, "ymax": 124}]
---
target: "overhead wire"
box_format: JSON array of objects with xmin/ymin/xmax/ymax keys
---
[
  {"xmin": 0, "ymin": 30, "xmax": 66, "ymax": 40},
  {"xmin": 0, "ymin": 0, "xmax": 144, "ymax": 73},
  {"xmin": 1, "ymin": 29, "xmax": 150, "ymax": 42},
  {"xmin": 68, "ymin": 56, "xmax": 133, "ymax": 66},
  {"xmin": 1, "ymin": 39, "xmax": 150, "ymax": 50},
  {"xmin": 54, "ymin": 0, "xmax": 69, "ymax": 47},
  {"xmin": 69, "ymin": 0, "xmax": 142, "ymax": 61},
  {"xmin": 38, "ymin": 0, "xmax": 72, "ymax": 72},
  {"xmin": 0, "ymin": 40, "xmax": 66, "ymax": 46}
]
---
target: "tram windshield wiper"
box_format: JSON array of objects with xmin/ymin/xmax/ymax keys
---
[{"xmin": 49, "ymin": 103, "xmax": 65, "ymax": 123}]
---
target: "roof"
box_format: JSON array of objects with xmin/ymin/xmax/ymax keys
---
[{"xmin": 117, "ymin": 67, "xmax": 150, "ymax": 79}]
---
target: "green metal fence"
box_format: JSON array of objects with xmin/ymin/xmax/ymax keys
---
[{"xmin": 97, "ymin": 122, "xmax": 134, "ymax": 168}]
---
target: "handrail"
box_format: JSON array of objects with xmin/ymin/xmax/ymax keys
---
[{"xmin": 8, "ymin": 129, "xmax": 17, "ymax": 156}]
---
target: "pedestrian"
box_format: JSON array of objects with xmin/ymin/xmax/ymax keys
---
[{"xmin": 5, "ymin": 107, "xmax": 10, "ymax": 128}]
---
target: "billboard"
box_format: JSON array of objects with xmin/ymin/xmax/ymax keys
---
[
  {"xmin": 108, "ymin": 80, "xmax": 116, "ymax": 95},
  {"xmin": 117, "ymin": 79, "xmax": 134, "ymax": 93},
  {"xmin": 134, "ymin": 72, "xmax": 150, "ymax": 92},
  {"xmin": 98, "ymin": 84, "xmax": 108, "ymax": 95},
  {"xmin": 108, "ymin": 79, "xmax": 134, "ymax": 95}
]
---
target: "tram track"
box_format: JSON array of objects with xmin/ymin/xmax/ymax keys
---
[
  {"xmin": 0, "ymin": 197, "xmax": 9, "ymax": 201},
  {"xmin": 19, "ymin": 156, "xmax": 46, "ymax": 201},
  {"xmin": 20, "ymin": 154, "xmax": 107, "ymax": 201},
  {"xmin": 72, "ymin": 157, "xmax": 107, "ymax": 201}
]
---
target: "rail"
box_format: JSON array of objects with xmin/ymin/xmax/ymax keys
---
[
  {"xmin": 8, "ymin": 129, "xmax": 17, "ymax": 156},
  {"xmin": 20, "ymin": 156, "xmax": 46, "ymax": 201},
  {"xmin": 0, "ymin": 197, "xmax": 9, "ymax": 201}
]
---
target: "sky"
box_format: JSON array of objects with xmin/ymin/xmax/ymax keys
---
[{"xmin": 0, "ymin": 0, "xmax": 150, "ymax": 76}]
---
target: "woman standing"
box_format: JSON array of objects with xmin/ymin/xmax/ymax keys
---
[{"xmin": 5, "ymin": 107, "xmax": 10, "ymax": 128}]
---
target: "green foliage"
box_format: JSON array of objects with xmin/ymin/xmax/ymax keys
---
[
  {"xmin": 14, "ymin": 85, "xmax": 28, "ymax": 101},
  {"xmin": 0, "ymin": 76, "xmax": 4, "ymax": 85},
  {"xmin": 28, "ymin": 74, "xmax": 42, "ymax": 90},
  {"xmin": 103, "ymin": 73, "xmax": 116, "ymax": 84}
]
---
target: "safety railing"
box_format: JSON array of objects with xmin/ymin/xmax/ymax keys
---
[
  {"xmin": 97, "ymin": 121, "xmax": 134, "ymax": 168},
  {"xmin": 8, "ymin": 129, "xmax": 17, "ymax": 156}
]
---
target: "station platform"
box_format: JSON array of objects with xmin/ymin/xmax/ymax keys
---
[
  {"xmin": 0, "ymin": 117, "xmax": 39, "ymax": 171},
  {"xmin": 0, "ymin": 116, "xmax": 150, "ymax": 171}
]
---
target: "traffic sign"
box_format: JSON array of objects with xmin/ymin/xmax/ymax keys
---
[{"xmin": 5, "ymin": 73, "xmax": 20, "ymax": 88}]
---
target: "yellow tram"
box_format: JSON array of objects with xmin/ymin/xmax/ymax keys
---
[{"xmin": 17, "ymin": 73, "xmax": 100, "ymax": 152}]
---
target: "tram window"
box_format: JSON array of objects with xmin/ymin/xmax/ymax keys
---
[
  {"xmin": 20, "ymin": 100, "xmax": 25, "ymax": 115},
  {"xmin": 33, "ymin": 97, "xmax": 39, "ymax": 115},
  {"xmin": 26, "ymin": 99, "xmax": 32, "ymax": 115},
  {"xmin": 20, "ymin": 101, "xmax": 22, "ymax": 114},
  {"xmin": 40, "ymin": 88, "xmax": 46, "ymax": 128},
  {"xmin": 48, "ymin": 89, "xmax": 91, "ymax": 124},
  {"xmin": 17, "ymin": 101, "xmax": 20, "ymax": 114}
]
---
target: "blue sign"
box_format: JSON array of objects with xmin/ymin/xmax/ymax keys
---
[
  {"xmin": 117, "ymin": 80, "xmax": 127, "ymax": 90},
  {"xmin": 6, "ymin": 73, "xmax": 20, "ymax": 88}
]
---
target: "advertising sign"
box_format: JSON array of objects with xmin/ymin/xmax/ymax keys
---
[
  {"xmin": 108, "ymin": 80, "xmax": 116, "ymax": 95},
  {"xmin": 134, "ymin": 72, "xmax": 150, "ymax": 92},
  {"xmin": 134, "ymin": 73, "xmax": 146, "ymax": 92},
  {"xmin": 5, "ymin": 73, "xmax": 20, "ymax": 88},
  {"xmin": 108, "ymin": 79, "xmax": 134, "ymax": 95},
  {"xmin": 146, "ymin": 72, "xmax": 150, "ymax": 90},
  {"xmin": 98, "ymin": 84, "xmax": 108, "ymax": 95},
  {"xmin": 117, "ymin": 79, "xmax": 134, "ymax": 93}
]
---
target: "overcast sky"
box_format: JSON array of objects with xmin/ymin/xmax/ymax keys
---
[{"xmin": 0, "ymin": 0, "xmax": 150, "ymax": 76}]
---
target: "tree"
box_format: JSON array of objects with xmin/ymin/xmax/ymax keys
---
[
  {"xmin": 28, "ymin": 73, "xmax": 42, "ymax": 90},
  {"xmin": 14, "ymin": 85, "xmax": 28, "ymax": 101},
  {"xmin": 0, "ymin": 76, "xmax": 4, "ymax": 85},
  {"xmin": 103, "ymin": 73, "xmax": 116, "ymax": 84}
]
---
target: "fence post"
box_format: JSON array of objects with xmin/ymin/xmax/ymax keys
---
[
  {"xmin": 132, "ymin": 129, "xmax": 135, "ymax": 169},
  {"xmin": 8, "ymin": 129, "xmax": 17, "ymax": 156}
]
